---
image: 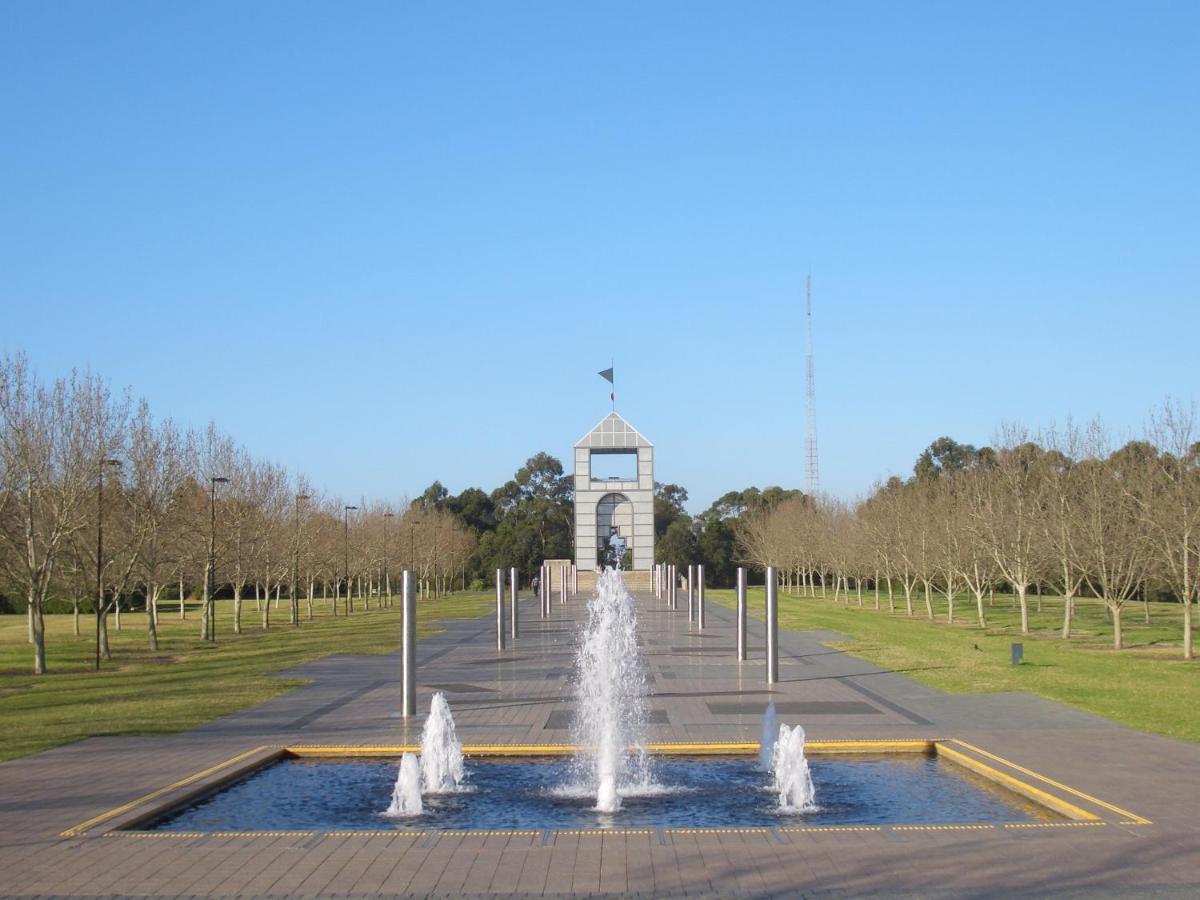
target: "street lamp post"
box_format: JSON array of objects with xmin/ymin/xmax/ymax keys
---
[
  {"xmin": 343, "ymin": 505, "xmax": 358, "ymax": 615},
  {"xmin": 383, "ymin": 512, "xmax": 395, "ymax": 608},
  {"xmin": 206, "ymin": 475, "xmax": 229, "ymax": 643},
  {"xmin": 292, "ymin": 493, "xmax": 310, "ymax": 626},
  {"xmin": 94, "ymin": 457, "xmax": 122, "ymax": 671}
]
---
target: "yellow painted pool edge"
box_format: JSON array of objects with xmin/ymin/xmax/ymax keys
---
[
  {"xmin": 59, "ymin": 745, "xmax": 279, "ymax": 838},
  {"xmin": 62, "ymin": 736, "xmax": 1147, "ymax": 839},
  {"xmin": 945, "ymin": 739, "xmax": 1151, "ymax": 825},
  {"xmin": 286, "ymin": 739, "xmax": 937, "ymax": 758},
  {"xmin": 933, "ymin": 743, "xmax": 1098, "ymax": 822}
]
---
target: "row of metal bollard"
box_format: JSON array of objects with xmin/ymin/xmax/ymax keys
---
[
  {"xmin": 654, "ymin": 562, "xmax": 780, "ymax": 685},
  {"xmin": 493, "ymin": 563, "xmax": 579, "ymax": 651}
]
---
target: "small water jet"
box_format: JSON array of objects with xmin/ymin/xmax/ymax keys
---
[
  {"xmin": 421, "ymin": 692, "xmax": 465, "ymax": 793},
  {"xmin": 570, "ymin": 568, "xmax": 651, "ymax": 812},
  {"xmin": 772, "ymin": 723, "xmax": 816, "ymax": 812},
  {"xmin": 386, "ymin": 752, "xmax": 423, "ymax": 816},
  {"xmin": 758, "ymin": 702, "xmax": 778, "ymax": 771}
]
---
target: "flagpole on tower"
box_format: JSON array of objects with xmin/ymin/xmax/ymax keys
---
[{"xmin": 598, "ymin": 365, "xmax": 615, "ymax": 411}]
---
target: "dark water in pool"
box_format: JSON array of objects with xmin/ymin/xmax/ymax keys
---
[{"xmin": 142, "ymin": 757, "xmax": 1055, "ymax": 832}]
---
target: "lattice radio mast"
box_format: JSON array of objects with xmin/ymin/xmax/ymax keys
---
[{"xmin": 805, "ymin": 273, "xmax": 819, "ymax": 496}]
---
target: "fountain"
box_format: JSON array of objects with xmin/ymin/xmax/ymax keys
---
[
  {"xmin": 772, "ymin": 723, "xmax": 817, "ymax": 812},
  {"xmin": 421, "ymin": 691, "xmax": 465, "ymax": 793},
  {"xmin": 570, "ymin": 567, "xmax": 651, "ymax": 812},
  {"xmin": 758, "ymin": 702, "xmax": 779, "ymax": 770},
  {"xmin": 386, "ymin": 752, "xmax": 423, "ymax": 816}
]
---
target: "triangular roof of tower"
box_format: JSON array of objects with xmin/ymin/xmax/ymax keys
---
[{"xmin": 575, "ymin": 412, "xmax": 654, "ymax": 449}]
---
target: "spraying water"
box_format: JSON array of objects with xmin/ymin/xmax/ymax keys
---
[
  {"xmin": 570, "ymin": 568, "xmax": 651, "ymax": 813},
  {"xmin": 772, "ymin": 723, "xmax": 816, "ymax": 812},
  {"xmin": 758, "ymin": 702, "xmax": 779, "ymax": 771},
  {"xmin": 421, "ymin": 692, "xmax": 466, "ymax": 793},
  {"xmin": 386, "ymin": 752, "xmax": 423, "ymax": 816}
]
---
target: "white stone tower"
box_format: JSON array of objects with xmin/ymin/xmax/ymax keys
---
[{"xmin": 573, "ymin": 413, "xmax": 654, "ymax": 572}]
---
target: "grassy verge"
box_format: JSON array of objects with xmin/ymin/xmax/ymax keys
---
[
  {"xmin": 0, "ymin": 593, "xmax": 491, "ymax": 763},
  {"xmin": 707, "ymin": 587, "xmax": 1199, "ymax": 743}
]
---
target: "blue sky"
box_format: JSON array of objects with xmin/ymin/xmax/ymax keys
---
[{"xmin": 2, "ymin": 2, "xmax": 1197, "ymax": 512}]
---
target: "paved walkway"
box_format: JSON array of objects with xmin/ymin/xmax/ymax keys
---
[{"xmin": 1, "ymin": 582, "xmax": 1198, "ymax": 897}]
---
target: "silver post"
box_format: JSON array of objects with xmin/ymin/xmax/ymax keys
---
[
  {"xmin": 495, "ymin": 568, "xmax": 505, "ymax": 651},
  {"xmin": 670, "ymin": 565, "xmax": 677, "ymax": 610},
  {"xmin": 540, "ymin": 565, "xmax": 547, "ymax": 619},
  {"xmin": 697, "ymin": 563, "xmax": 706, "ymax": 630},
  {"xmin": 737, "ymin": 567, "xmax": 747, "ymax": 661},
  {"xmin": 510, "ymin": 566, "xmax": 519, "ymax": 640},
  {"xmin": 560, "ymin": 565, "xmax": 566, "ymax": 604},
  {"xmin": 687, "ymin": 564, "xmax": 695, "ymax": 622},
  {"xmin": 572, "ymin": 564, "xmax": 578, "ymax": 596},
  {"xmin": 766, "ymin": 566, "xmax": 779, "ymax": 684},
  {"xmin": 402, "ymin": 569, "xmax": 417, "ymax": 717}
]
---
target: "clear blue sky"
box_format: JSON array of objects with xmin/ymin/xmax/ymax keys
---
[{"xmin": 2, "ymin": 2, "xmax": 1197, "ymax": 512}]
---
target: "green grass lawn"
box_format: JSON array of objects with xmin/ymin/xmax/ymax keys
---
[
  {"xmin": 707, "ymin": 587, "xmax": 1199, "ymax": 744},
  {"xmin": 0, "ymin": 592, "xmax": 491, "ymax": 763}
]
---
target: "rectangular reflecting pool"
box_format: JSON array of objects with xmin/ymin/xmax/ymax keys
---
[{"xmin": 137, "ymin": 755, "xmax": 1060, "ymax": 832}]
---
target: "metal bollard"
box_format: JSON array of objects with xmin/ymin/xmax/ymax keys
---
[
  {"xmin": 737, "ymin": 567, "xmax": 747, "ymax": 661},
  {"xmin": 560, "ymin": 565, "xmax": 566, "ymax": 604},
  {"xmin": 697, "ymin": 564, "xmax": 706, "ymax": 630},
  {"xmin": 402, "ymin": 570, "xmax": 417, "ymax": 717},
  {"xmin": 510, "ymin": 567, "xmax": 519, "ymax": 640},
  {"xmin": 540, "ymin": 565, "xmax": 547, "ymax": 619},
  {"xmin": 766, "ymin": 566, "xmax": 779, "ymax": 684},
  {"xmin": 687, "ymin": 564, "xmax": 695, "ymax": 622},
  {"xmin": 495, "ymin": 568, "xmax": 505, "ymax": 651},
  {"xmin": 572, "ymin": 564, "xmax": 578, "ymax": 596}
]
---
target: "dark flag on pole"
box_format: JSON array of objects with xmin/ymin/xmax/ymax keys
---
[{"xmin": 598, "ymin": 367, "xmax": 615, "ymax": 407}]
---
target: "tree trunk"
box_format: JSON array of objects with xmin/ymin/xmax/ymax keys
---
[
  {"xmin": 874, "ymin": 573, "xmax": 880, "ymax": 610},
  {"xmin": 73, "ymin": 595, "xmax": 80, "ymax": 637},
  {"xmin": 1184, "ymin": 598, "xmax": 1193, "ymax": 661},
  {"xmin": 903, "ymin": 577, "xmax": 913, "ymax": 616},
  {"xmin": 147, "ymin": 584, "xmax": 160, "ymax": 651},
  {"xmin": 1061, "ymin": 589, "xmax": 1075, "ymax": 639},
  {"xmin": 923, "ymin": 580, "xmax": 934, "ymax": 620},
  {"xmin": 233, "ymin": 583, "xmax": 243, "ymax": 635},
  {"xmin": 262, "ymin": 583, "xmax": 271, "ymax": 630},
  {"xmin": 1015, "ymin": 583, "xmax": 1030, "ymax": 634},
  {"xmin": 31, "ymin": 594, "xmax": 47, "ymax": 675},
  {"xmin": 308, "ymin": 575, "xmax": 315, "ymax": 621},
  {"xmin": 179, "ymin": 575, "xmax": 186, "ymax": 620},
  {"xmin": 1113, "ymin": 602, "xmax": 1123, "ymax": 649},
  {"xmin": 974, "ymin": 589, "xmax": 987, "ymax": 628},
  {"xmin": 98, "ymin": 606, "xmax": 111, "ymax": 660},
  {"xmin": 254, "ymin": 581, "xmax": 261, "ymax": 612},
  {"xmin": 27, "ymin": 603, "xmax": 34, "ymax": 644},
  {"xmin": 886, "ymin": 577, "xmax": 894, "ymax": 613},
  {"xmin": 114, "ymin": 596, "xmax": 122, "ymax": 631}
]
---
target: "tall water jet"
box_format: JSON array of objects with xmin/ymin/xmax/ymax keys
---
[
  {"xmin": 758, "ymin": 702, "xmax": 779, "ymax": 771},
  {"xmin": 570, "ymin": 568, "xmax": 650, "ymax": 813},
  {"xmin": 421, "ymin": 692, "xmax": 465, "ymax": 793},
  {"xmin": 772, "ymin": 723, "xmax": 816, "ymax": 812},
  {"xmin": 386, "ymin": 752, "xmax": 423, "ymax": 816}
]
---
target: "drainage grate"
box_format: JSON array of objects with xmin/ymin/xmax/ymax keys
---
[
  {"xmin": 543, "ymin": 708, "xmax": 669, "ymax": 729},
  {"xmin": 424, "ymin": 683, "xmax": 496, "ymax": 693},
  {"xmin": 706, "ymin": 701, "xmax": 881, "ymax": 716}
]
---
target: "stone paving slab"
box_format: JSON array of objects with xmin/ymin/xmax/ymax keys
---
[{"xmin": 1, "ymin": 584, "xmax": 1198, "ymax": 897}]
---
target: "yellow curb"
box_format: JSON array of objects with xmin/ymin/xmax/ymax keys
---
[
  {"xmin": 934, "ymin": 743, "xmax": 1098, "ymax": 822},
  {"xmin": 60, "ymin": 746, "xmax": 278, "ymax": 838},
  {"xmin": 946, "ymin": 739, "xmax": 1152, "ymax": 825}
]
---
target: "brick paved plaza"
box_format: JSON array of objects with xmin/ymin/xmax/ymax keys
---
[{"xmin": 1, "ymin": 585, "xmax": 1198, "ymax": 898}]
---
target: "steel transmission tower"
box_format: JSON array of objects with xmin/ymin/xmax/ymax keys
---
[{"xmin": 805, "ymin": 273, "xmax": 819, "ymax": 495}]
